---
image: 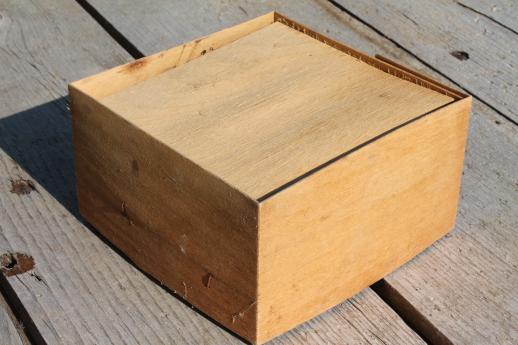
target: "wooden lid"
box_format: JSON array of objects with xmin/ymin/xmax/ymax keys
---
[{"xmin": 100, "ymin": 22, "xmax": 453, "ymax": 200}]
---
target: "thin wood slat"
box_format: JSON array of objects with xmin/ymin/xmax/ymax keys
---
[{"xmin": 0, "ymin": 0, "xmax": 427, "ymax": 344}]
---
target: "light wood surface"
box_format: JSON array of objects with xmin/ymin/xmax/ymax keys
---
[
  {"xmin": 74, "ymin": 0, "xmax": 518, "ymax": 344},
  {"xmin": 71, "ymin": 87, "xmax": 259, "ymax": 340},
  {"xmin": 100, "ymin": 21, "xmax": 452, "ymax": 200},
  {"xmin": 0, "ymin": 293, "xmax": 28, "ymax": 345},
  {"xmin": 72, "ymin": 12, "xmax": 275, "ymax": 100},
  {"xmin": 258, "ymin": 98, "xmax": 470, "ymax": 342},
  {"xmin": 333, "ymin": 0, "xmax": 518, "ymax": 123},
  {"xmin": 0, "ymin": 0, "xmax": 429, "ymax": 344}
]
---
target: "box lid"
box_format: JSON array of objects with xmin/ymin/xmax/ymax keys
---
[{"xmin": 100, "ymin": 21, "xmax": 453, "ymax": 200}]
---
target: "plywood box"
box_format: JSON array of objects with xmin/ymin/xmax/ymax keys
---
[{"xmin": 69, "ymin": 12, "xmax": 471, "ymax": 344}]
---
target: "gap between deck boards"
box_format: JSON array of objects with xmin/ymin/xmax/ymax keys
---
[
  {"xmin": 75, "ymin": 0, "xmax": 144, "ymax": 59},
  {"xmin": 372, "ymin": 279, "xmax": 451, "ymax": 345},
  {"xmin": 0, "ymin": 274, "xmax": 46, "ymax": 345}
]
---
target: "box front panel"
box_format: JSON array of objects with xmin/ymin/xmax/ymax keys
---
[
  {"xmin": 71, "ymin": 90, "xmax": 259, "ymax": 341},
  {"xmin": 257, "ymin": 99, "xmax": 471, "ymax": 342}
]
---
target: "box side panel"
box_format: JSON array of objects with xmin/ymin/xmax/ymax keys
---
[
  {"xmin": 257, "ymin": 98, "xmax": 471, "ymax": 343},
  {"xmin": 70, "ymin": 88, "xmax": 259, "ymax": 341},
  {"xmin": 70, "ymin": 12, "xmax": 275, "ymax": 100}
]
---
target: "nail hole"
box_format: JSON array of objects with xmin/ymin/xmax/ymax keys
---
[
  {"xmin": 450, "ymin": 50, "xmax": 470, "ymax": 61},
  {"xmin": 10, "ymin": 178, "xmax": 36, "ymax": 195}
]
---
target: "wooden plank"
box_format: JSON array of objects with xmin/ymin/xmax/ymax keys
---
[
  {"xmin": 458, "ymin": 0, "xmax": 518, "ymax": 33},
  {"xmin": 0, "ymin": 0, "xmax": 427, "ymax": 344},
  {"xmin": 331, "ymin": 0, "xmax": 518, "ymax": 123},
  {"xmin": 99, "ymin": 21, "xmax": 453, "ymax": 199},
  {"xmin": 80, "ymin": 0, "xmax": 518, "ymax": 343},
  {"xmin": 0, "ymin": 292, "xmax": 28, "ymax": 345}
]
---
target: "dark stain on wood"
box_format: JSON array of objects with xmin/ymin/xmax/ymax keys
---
[
  {"xmin": 126, "ymin": 59, "xmax": 147, "ymax": 71},
  {"xmin": 29, "ymin": 271, "xmax": 49, "ymax": 287},
  {"xmin": 202, "ymin": 272, "xmax": 213, "ymax": 288},
  {"xmin": 450, "ymin": 50, "xmax": 470, "ymax": 61},
  {"xmin": 10, "ymin": 178, "xmax": 36, "ymax": 195},
  {"xmin": 0, "ymin": 252, "xmax": 35, "ymax": 277}
]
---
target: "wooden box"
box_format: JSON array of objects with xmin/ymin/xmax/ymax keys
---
[{"xmin": 69, "ymin": 13, "xmax": 471, "ymax": 344}]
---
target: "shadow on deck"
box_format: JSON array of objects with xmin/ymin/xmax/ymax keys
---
[{"xmin": 0, "ymin": 97, "xmax": 78, "ymax": 216}]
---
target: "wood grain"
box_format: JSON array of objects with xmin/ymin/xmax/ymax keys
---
[
  {"xmin": 71, "ymin": 88, "xmax": 259, "ymax": 340},
  {"xmin": 80, "ymin": 0, "xmax": 518, "ymax": 343},
  {"xmin": 0, "ymin": 0, "xmax": 428, "ymax": 344},
  {"xmin": 258, "ymin": 98, "xmax": 470, "ymax": 343},
  {"xmin": 332, "ymin": 0, "xmax": 518, "ymax": 123},
  {"xmin": 72, "ymin": 12, "xmax": 276, "ymax": 100},
  {"xmin": 99, "ymin": 21, "xmax": 452, "ymax": 199},
  {"xmin": 458, "ymin": 0, "xmax": 518, "ymax": 33},
  {"xmin": 0, "ymin": 292, "xmax": 28, "ymax": 345}
]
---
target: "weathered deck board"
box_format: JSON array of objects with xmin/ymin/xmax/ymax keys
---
[
  {"xmin": 333, "ymin": 0, "xmax": 518, "ymax": 124},
  {"xmin": 80, "ymin": 0, "xmax": 518, "ymax": 344},
  {"xmin": 0, "ymin": 0, "xmax": 427, "ymax": 344},
  {"xmin": 383, "ymin": 100, "xmax": 518, "ymax": 344},
  {"xmin": 0, "ymin": 292, "xmax": 28, "ymax": 345},
  {"xmin": 459, "ymin": 0, "xmax": 518, "ymax": 33}
]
